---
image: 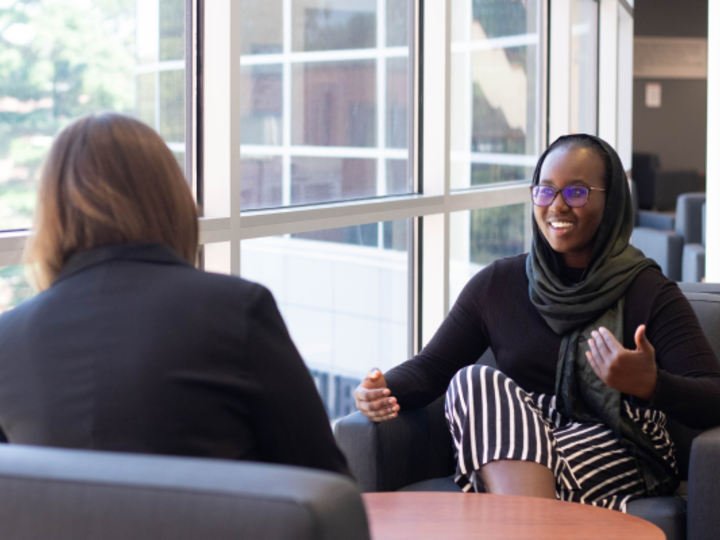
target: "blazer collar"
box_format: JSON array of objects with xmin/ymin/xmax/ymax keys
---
[{"xmin": 54, "ymin": 243, "xmax": 193, "ymax": 285}]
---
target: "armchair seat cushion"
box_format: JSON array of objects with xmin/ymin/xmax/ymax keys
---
[{"xmin": 627, "ymin": 497, "xmax": 686, "ymax": 540}]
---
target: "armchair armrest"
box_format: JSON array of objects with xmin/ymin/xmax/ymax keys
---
[
  {"xmin": 682, "ymin": 244, "xmax": 706, "ymax": 283},
  {"xmin": 334, "ymin": 397, "xmax": 455, "ymax": 493},
  {"xmin": 687, "ymin": 427, "xmax": 720, "ymax": 540},
  {"xmin": 631, "ymin": 227, "xmax": 683, "ymax": 281},
  {"xmin": 0, "ymin": 444, "xmax": 369, "ymax": 540}
]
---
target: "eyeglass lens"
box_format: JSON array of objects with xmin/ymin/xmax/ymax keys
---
[{"xmin": 532, "ymin": 186, "xmax": 590, "ymax": 207}]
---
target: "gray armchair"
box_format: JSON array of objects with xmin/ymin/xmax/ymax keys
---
[
  {"xmin": 682, "ymin": 202, "xmax": 706, "ymax": 282},
  {"xmin": 632, "ymin": 193, "xmax": 706, "ymax": 281},
  {"xmin": 0, "ymin": 445, "xmax": 369, "ymax": 540},
  {"xmin": 335, "ymin": 283, "xmax": 720, "ymax": 540}
]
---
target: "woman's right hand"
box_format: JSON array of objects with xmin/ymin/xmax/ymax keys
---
[{"xmin": 354, "ymin": 369, "xmax": 400, "ymax": 422}]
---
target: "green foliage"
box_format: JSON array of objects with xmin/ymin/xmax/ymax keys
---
[
  {"xmin": 0, "ymin": 265, "xmax": 34, "ymax": 312},
  {"xmin": 0, "ymin": 0, "xmax": 136, "ymax": 229}
]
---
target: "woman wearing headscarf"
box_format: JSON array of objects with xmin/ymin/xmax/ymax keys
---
[{"xmin": 354, "ymin": 134, "xmax": 720, "ymax": 511}]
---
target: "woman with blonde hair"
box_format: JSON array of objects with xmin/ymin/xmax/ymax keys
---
[{"xmin": 0, "ymin": 113, "xmax": 349, "ymax": 477}]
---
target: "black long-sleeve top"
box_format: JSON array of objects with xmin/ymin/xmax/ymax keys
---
[
  {"xmin": 0, "ymin": 244, "xmax": 350, "ymax": 477},
  {"xmin": 385, "ymin": 254, "xmax": 720, "ymax": 429}
]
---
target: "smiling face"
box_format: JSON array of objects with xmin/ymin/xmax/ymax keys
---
[{"xmin": 533, "ymin": 145, "xmax": 607, "ymax": 268}]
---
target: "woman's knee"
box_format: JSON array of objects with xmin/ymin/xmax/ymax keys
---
[
  {"xmin": 448, "ymin": 365, "xmax": 513, "ymax": 400},
  {"xmin": 452, "ymin": 364, "xmax": 505, "ymax": 386}
]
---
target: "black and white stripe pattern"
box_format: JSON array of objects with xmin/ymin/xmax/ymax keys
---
[{"xmin": 445, "ymin": 365, "xmax": 676, "ymax": 512}]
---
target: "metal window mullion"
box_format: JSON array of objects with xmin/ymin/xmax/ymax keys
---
[
  {"xmin": 419, "ymin": 0, "xmax": 451, "ymax": 344},
  {"xmin": 409, "ymin": 0, "xmax": 420, "ymax": 356},
  {"xmin": 136, "ymin": 60, "xmax": 186, "ymax": 74},
  {"xmin": 442, "ymin": 0, "xmax": 452, "ymax": 318},
  {"xmin": 242, "ymin": 145, "xmax": 408, "ymax": 159},
  {"xmin": 377, "ymin": 0, "xmax": 387, "ymax": 200},
  {"xmin": 0, "ymin": 181, "xmax": 529, "ymax": 265},
  {"xmin": 376, "ymin": 0, "xmax": 387, "ymax": 250},
  {"xmin": 598, "ymin": 0, "xmax": 619, "ymax": 147},
  {"xmin": 240, "ymin": 47, "xmax": 410, "ymax": 66},
  {"xmin": 184, "ymin": 0, "xmax": 195, "ymax": 188},
  {"xmin": 539, "ymin": 0, "xmax": 549, "ymax": 150},
  {"xmin": 155, "ymin": 69, "xmax": 161, "ymax": 135},
  {"xmin": 230, "ymin": 0, "xmax": 242, "ymax": 275},
  {"xmin": 0, "ymin": 232, "xmax": 29, "ymax": 267},
  {"xmin": 463, "ymin": 0, "xmax": 473, "ymax": 193},
  {"xmin": 281, "ymin": 0, "xmax": 292, "ymax": 209},
  {"xmin": 548, "ymin": 0, "xmax": 571, "ymax": 142}
]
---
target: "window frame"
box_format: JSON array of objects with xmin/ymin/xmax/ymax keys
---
[{"xmin": 0, "ymin": 0, "xmax": 636, "ymax": 357}]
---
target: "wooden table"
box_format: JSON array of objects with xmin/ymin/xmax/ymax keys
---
[{"xmin": 362, "ymin": 492, "xmax": 665, "ymax": 540}]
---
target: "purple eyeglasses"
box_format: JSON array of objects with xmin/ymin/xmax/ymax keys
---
[{"xmin": 530, "ymin": 185, "xmax": 605, "ymax": 208}]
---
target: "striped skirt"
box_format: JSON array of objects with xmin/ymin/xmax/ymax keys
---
[{"xmin": 445, "ymin": 365, "xmax": 677, "ymax": 512}]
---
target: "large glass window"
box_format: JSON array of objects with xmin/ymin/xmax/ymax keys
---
[
  {"xmin": 450, "ymin": 203, "xmax": 530, "ymax": 305},
  {"xmin": 450, "ymin": 0, "xmax": 541, "ymax": 190},
  {"xmin": 241, "ymin": 220, "xmax": 410, "ymax": 420},
  {"xmin": 0, "ymin": 0, "xmax": 186, "ymax": 231},
  {"xmin": 240, "ymin": 0, "xmax": 414, "ymax": 211}
]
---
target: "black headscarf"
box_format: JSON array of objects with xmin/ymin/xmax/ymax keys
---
[{"xmin": 526, "ymin": 134, "xmax": 677, "ymax": 496}]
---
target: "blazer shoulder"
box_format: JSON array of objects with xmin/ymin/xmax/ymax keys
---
[
  {"xmin": 0, "ymin": 289, "xmax": 47, "ymax": 341},
  {"xmin": 191, "ymin": 270, "xmax": 275, "ymax": 307}
]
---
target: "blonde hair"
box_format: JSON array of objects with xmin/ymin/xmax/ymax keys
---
[{"xmin": 25, "ymin": 113, "xmax": 198, "ymax": 290}]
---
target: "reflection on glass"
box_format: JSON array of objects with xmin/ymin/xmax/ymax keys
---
[
  {"xmin": 241, "ymin": 157, "xmax": 283, "ymax": 210},
  {"xmin": 0, "ymin": 0, "xmax": 185, "ymax": 231},
  {"xmin": 387, "ymin": 58, "xmax": 409, "ymax": 149},
  {"xmin": 472, "ymin": 0, "xmax": 533, "ymax": 39},
  {"xmin": 386, "ymin": 0, "xmax": 410, "ymax": 47},
  {"xmin": 291, "ymin": 157, "xmax": 376, "ymax": 205},
  {"xmin": 160, "ymin": 70, "xmax": 185, "ymax": 142},
  {"xmin": 241, "ymin": 65, "xmax": 283, "ymax": 146},
  {"xmin": 241, "ymin": 0, "xmax": 283, "ymax": 55},
  {"xmin": 294, "ymin": 224, "xmax": 378, "ymax": 247},
  {"xmin": 570, "ymin": 0, "xmax": 598, "ymax": 135},
  {"xmin": 160, "ymin": 0, "xmax": 185, "ymax": 61},
  {"xmin": 471, "ymin": 164, "xmax": 534, "ymax": 187},
  {"xmin": 137, "ymin": 73, "xmax": 156, "ymax": 127},
  {"xmin": 241, "ymin": 220, "xmax": 409, "ymax": 420},
  {"xmin": 450, "ymin": 204, "xmax": 528, "ymax": 304},
  {"xmin": 293, "ymin": 0, "xmax": 376, "ymax": 52},
  {"xmin": 239, "ymin": 1, "xmax": 414, "ymax": 211},
  {"xmin": 292, "ymin": 61, "xmax": 376, "ymax": 148},
  {"xmin": 0, "ymin": 266, "xmax": 34, "ymax": 314},
  {"xmin": 451, "ymin": 0, "xmax": 539, "ymax": 190},
  {"xmin": 471, "ymin": 45, "xmax": 534, "ymax": 154},
  {"xmin": 387, "ymin": 159, "xmax": 411, "ymax": 195}
]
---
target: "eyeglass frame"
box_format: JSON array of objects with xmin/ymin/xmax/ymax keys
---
[{"xmin": 529, "ymin": 184, "xmax": 606, "ymax": 208}]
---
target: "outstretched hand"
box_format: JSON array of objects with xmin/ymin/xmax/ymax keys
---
[
  {"xmin": 586, "ymin": 325, "xmax": 658, "ymax": 401},
  {"xmin": 354, "ymin": 369, "xmax": 400, "ymax": 422}
]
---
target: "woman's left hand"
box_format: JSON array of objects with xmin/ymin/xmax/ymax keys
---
[{"xmin": 586, "ymin": 325, "xmax": 658, "ymax": 401}]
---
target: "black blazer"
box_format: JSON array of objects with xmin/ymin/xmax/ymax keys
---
[{"xmin": 0, "ymin": 243, "xmax": 350, "ymax": 477}]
